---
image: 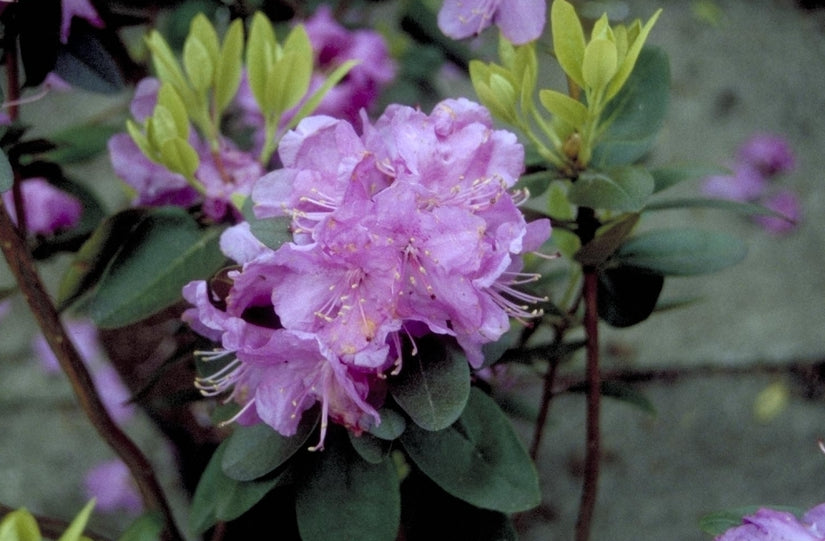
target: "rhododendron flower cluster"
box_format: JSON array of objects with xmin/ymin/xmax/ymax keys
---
[
  {"xmin": 716, "ymin": 503, "xmax": 825, "ymax": 541},
  {"xmin": 183, "ymin": 98, "xmax": 551, "ymax": 448}
]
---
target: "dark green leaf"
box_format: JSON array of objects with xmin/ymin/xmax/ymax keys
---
[
  {"xmin": 390, "ymin": 337, "xmax": 471, "ymax": 431},
  {"xmin": 568, "ymin": 166, "xmax": 654, "ymax": 212},
  {"xmin": 400, "ymin": 388, "xmax": 540, "ymax": 513},
  {"xmin": 190, "ymin": 440, "xmax": 289, "ymax": 534},
  {"xmin": 0, "ymin": 151, "xmax": 12, "ymax": 193},
  {"xmin": 698, "ymin": 505, "xmax": 804, "ymax": 536},
  {"xmin": 650, "ymin": 164, "xmax": 729, "ymax": 194},
  {"xmin": 115, "ymin": 512, "xmax": 164, "ymax": 541},
  {"xmin": 400, "ymin": 470, "xmax": 518, "ymax": 541},
  {"xmin": 597, "ymin": 266, "xmax": 664, "ymax": 328},
  {"xmin": 57, "ymin": 208, "xmax": 151, "ymax": 309},
  {"xmin": 53, "ymin": 25, "xmax": 125, "ymax": 93},
  {"xmin": 592, "ymin": 47, "xmax": 670, "ymax": 167},
  {"xmin": 222, "ymin": 414, "xmax": 318, "ymax": 481},
  {"xmin": 241, "ymin": 197, "xmax": 293, "ymax": 249},
  {"xmin": 86, "ymin": 207, "xmax": 227, "ymax": 328},
  {"xmin": 296, "ymin": 431, "xmax": 400, "ymax": 541},
  {"xmin": 18, "ymin": 0, "xmax": 61, "ymax": 87},
  {"xmin": 615, "ymin": 228, "xmax": 748, "ymax": 276},
  {"xmin": 349, "ymin": 431, "xmax": 391, "ymax": 464},
  {"xmin": 44, "ymin": 124, "xmax": 120, "ymax": 164},
  {"xmin": 646, "ymin": 196, "xmax": 792, "ymax": 221},
  {"xmin": 368, "ymin": 407, "xmax": 407, "ymax": 440},
  {"xmin": 575, "ymin": 213, "xmax": 640, "ymax": 266}
]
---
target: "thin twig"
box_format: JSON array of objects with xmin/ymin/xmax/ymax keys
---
[
  {"xmin": 574, "ymin": 268, "xmax": 601, "ymax": 541},
  {"xmin": 0, "ymin": 203, "xmax": 184, "ymax": 541}
]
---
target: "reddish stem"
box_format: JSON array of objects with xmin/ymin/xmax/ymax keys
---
[
  {"xmin": 574, "ymin": 268, "xmax": 601, "ymax": 541},
  {"xmin": 0, "ymin": 203, "xmax": 183, "ymax": 541}
]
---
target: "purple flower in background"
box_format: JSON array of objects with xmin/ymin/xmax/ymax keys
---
[
  {"xmin": 108, "ymin": 133, "xmax": 200, "ymax": 209},
  {"xmin": 235, "ymin": 5, "xmax": 396, "ymax": 147},
  {"xmin": 108, "ymin": 78, "xmax": 264, "ymax": 221},
  {"xmin": 0, "ymin": 299, "xmax": 10, "ymax": 324},
  {"xmin": 303, "ymin": 5, "xmax": 396, "ymax": 125},
  {"xmin": 438, "ymin": 0, "xmax": 546, "ymax": 45},
  {"xmin": 60, "ymin": 0, "xmax": 104, "ymax": 43},
  {"xmin": 716, "ymin": 504, "xmax": 825, "ymax": 540},
  {"xmin": 1, "ymin": 177, "xmax": 83, "ymax": 235},
  {"xmin": 701, "ymin": 163, "xmax": 767, "ymax": 202},
  {"xmin": 83, "ymin": 459, "xmax": 143, "ymax": 515},
  {"xmin": 184, "ymin": 99, "xmax": 551, "ymax": 448},
  {"xmin": 737, "ymin": 133, "xmax": 796, "ymax": 177},
  {"xmin": 753, "ymin": 189, "xmax": 802, "ymax": 236},
  {"xmin": 32, "ymin": 318, "xmax": 135, "ymax": 425},
  {"xmin": 701, "ymin": 133, "xmax": 802, "ymax": 235}
]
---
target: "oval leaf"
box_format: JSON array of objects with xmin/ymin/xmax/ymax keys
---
[
  {"xmin": 390, "ymin": 337, "xmax": 471, "ymax": 431},
  {"xmin": 568, "ymin": 166, "xmax": 654, "ymax": 212},
  {"xmin": 296, "ymin": 431, "xmax": 400, "ymax": 541},
  {"xmin": 0, "ymin": 509, "xmax": 41, "ymax": 541},
  {"xmin": 615, "ymin": 228, "xmax": 748, "ymax": 276},
  {"xmin": 597, "ymin": 265, "xmax": 664, "ymax": 328},
  {"xmin": 222, "ymin": 414, "xmax": 318, "ymax": 481},
  {"xmin": 592, "ymin": 46, "xmax": 670, "ymax": 167},
  {"xmin": 190, "ymin": 440, "xmax": 287, "ymax": 534},
  {"xmin": 87, "ymin": 207, "xmax": 226, "ymax": 328},
  {"xmin": 116, "ymin": 512, "xmax": 165, "ymax": 541},
  {"xmin": 54, "ymin": 26, "xmax": 125, "ymax": 93},
  {"xmin": 400, "ymin": 387, "xmax": 540, "ymax": 513}
]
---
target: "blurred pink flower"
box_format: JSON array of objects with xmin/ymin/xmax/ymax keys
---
[
  {"xmin": 32, "ymin": 318, "xmax": 135, "ymax": 425},
  {"xmin": 752, "ymin": 189, "xmax": 803, "ymax": 235},
  {"xmin": 83, "ymin": 459, "xmax": 143, "ymax": 515},
  {"xmin": 701, "ymin": 163, "xmax": 767, "ymax": 202},
  {"xmin": 716, "ymin": 504, "xmax": 825, "ymax": 540},
  {"xmin": 1, "ymin": 177, "xmax": 83, "ymax": 235},
  {"xmin": 737, "ymin": 133, "xmax": 796, "ymax": 177},
  {"xmin": 61, "ymin": 0, "xmax": 104, "ymax": 43},
  {"xmin": 438, "ymin": 0, "xmax": 546, "ymax": 44}
]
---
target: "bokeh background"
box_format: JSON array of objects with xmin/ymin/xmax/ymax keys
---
[{"xmin": 1, "ymin": 1, "xmax": 824, "ymax": 540}]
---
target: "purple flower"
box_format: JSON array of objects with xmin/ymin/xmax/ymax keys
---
[
  {"xmin": 83, "ymin": 459, "xmax": 143, "ymax": 515},
  {"xmin": 32, "ymin": 318, "xmax": 136, "ymax": 425},
  {"xmin": 737, "ymin": 133, "xmax": 796, "ymax": 177},
  {"xmin": 716, "ymin": 504, "xmax": 825, "ymax": 541},
  {"xmin": 109, "ymin": 77, "xmax": 263, "ymax": 221},
  {"xmin": 61, "ymin": 0, "xmax": 104, "ymax": 44},
  {"xmin": 1, "ymin": 177, "xmax": 83, "ymax": 235},
  {"xmin": 0, "ymin": 299, "xmax": 10, "ymax": 324},
  {"xmin": 303, "ymin": 5, "xmax": 396, "ymax": 125},
  {"xmin": 753, "ymin": 189, "xmax": 803, "ymax": 235},
  {"xmin": 234, "ymin": 6, "xmax": 395, "ymax": 147},
  {"xmin": 700, "ymin": 133, "xmax": 801, "ymax": 234},
  {"xmin": 438, "ymin": 0, "xmax": 546, "ymax": 45},
  {"xmin": 108, "ymin": 133, "xmax": 200, "ymax": 208},
  {"xmin": 701, "ymin": 163, "xmax": 767, "ymax": 203},
  {"xmin": 184, "ymin": 99, "xmax": 550, "ymax": 448}
]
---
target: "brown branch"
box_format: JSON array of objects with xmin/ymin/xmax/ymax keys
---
[
  {"xmin": 0, "ymin": 202, "xmax": 184, "ymax": 541},
  {"xmin": 574, "ymin": 268, "xmax": 600, "ymax": 541}
]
